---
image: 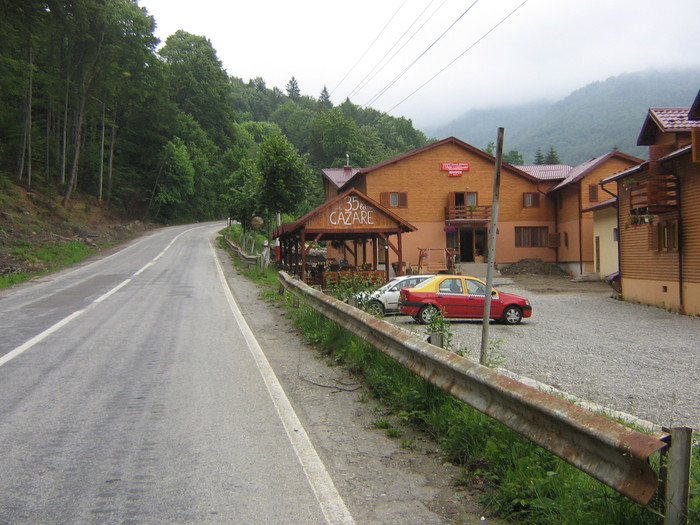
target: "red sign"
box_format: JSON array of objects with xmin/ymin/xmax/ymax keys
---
[{"xmin": 440, "ymin": 162, "xmax": 470, "ymax": 175}]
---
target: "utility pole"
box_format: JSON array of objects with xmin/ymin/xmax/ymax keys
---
[{"xmin": 480, "ymin": 127, "xmax": 504, "ymax": 364}]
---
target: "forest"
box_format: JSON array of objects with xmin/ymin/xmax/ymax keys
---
[{"xmin": 0, "ymin": 1, "xmax": 429, "ymax": 226}]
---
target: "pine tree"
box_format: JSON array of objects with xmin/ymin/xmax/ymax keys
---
[
  {"xmin": 534, "ymin": 147, "xmax": 545, "ymax": 164},
  {"xmin": 319, "ymin": 85, "xmax": 332, "ymax": 109},
  {"xmin": 545, "ymin": 146, "xmax": 561, "ymax": 164},
  {"xmin": 286, "ymin": 76, "xmax": 300, "ymax": 100}
]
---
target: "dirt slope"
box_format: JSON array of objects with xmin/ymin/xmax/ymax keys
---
[{"xmin": 0, "ymin": 179, "xmax": 153, "ymax": 277}]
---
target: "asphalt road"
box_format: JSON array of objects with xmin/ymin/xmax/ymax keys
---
[{"xmin": 0, "ymin": 223, "xmax": 352, "ymax": 524}]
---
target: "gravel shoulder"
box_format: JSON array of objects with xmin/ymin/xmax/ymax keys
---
[
  {"xmin": 219, "ymin": 248, "xmax": 506, "ymax": 525},
  {"xmin": 393, "ymin": 273, "xmax": 700, "ymax": 431}
]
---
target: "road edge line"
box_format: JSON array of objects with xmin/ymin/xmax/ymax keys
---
[{"xmin": 209, "ymin": 240, "xmax": 356, "ymax": 525}]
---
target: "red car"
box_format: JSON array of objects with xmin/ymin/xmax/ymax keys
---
[{"xmin": 399, "ymin": 274, "xmax": 532, "ymax": 325}]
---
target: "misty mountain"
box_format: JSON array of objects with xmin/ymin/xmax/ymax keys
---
[{"xmin": 426, "ymin": 69, "xmax": 700, "ymax": 166}]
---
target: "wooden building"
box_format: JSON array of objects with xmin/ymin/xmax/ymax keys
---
[
  {"xmin": 271, "ymin": 189, "xmax": 416, "ymax": 286},
  {"xmin": 322, "ymin": 137, "xmax": 557, "ymax": 271},
  {"xmin": 539, "ymin": 151, "xmax": 642, "ymax": 277},
  {"xmin": 601, "ymin": 96, "xmax": 700, "ymax": 315},
  {"xmin": 321, "ymin": 137, "xmax": 640, "ymax": 277}
]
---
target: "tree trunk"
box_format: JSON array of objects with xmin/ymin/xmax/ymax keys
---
[
  {"xmin": 98, "ymin": 101, "xmax": 105, "ymax": 201},
  {"xmin": 61, "ymin": 71, "xmax": 70, "ymax": 185},
  {"xmin": 106, "ymin": 111, "xmax": 116, "ymax": 203},
  {"xmin": 27, "ymin": 43, "xmax": 33, "ymax": 187},
  {"xmin": 18, "ymin": 43, "xmax": 33, "ymax": 185},
  {"xmin": 62, "ymin": 93, "xmax": 87, "ymax": 207}
]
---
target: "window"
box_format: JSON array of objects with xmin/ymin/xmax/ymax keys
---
[
  {"xmin": 523, "ymin": 192, "xmax": 540, "ymax": 208},
  {"xmin": 515, "ymin": 227, "xmax": 549, "ymax": 247},
  {"xmin": 466, "ymin": 279, "xmax": 486, "ymax": 295},
  {"xmin": 589, "ymin": 184, "xmax": 599, "ymax": 202},
  {"xmin": 380, "ymin": 192, "xmax": 407, "ymax": 208},
  {"xmin": 613, "ymin": 228, "xmax": 619, "ymax": 242},
  {"xmin": 659, "ymin": 220, "xmax": 678, "ymax": 252},
  {"xmin": 439, "ymin": 278, "xmax": 463, "ymax": 294},
  {"xmin": 466, "ymin": 192, "xmax": 478, "ymax": 206}
]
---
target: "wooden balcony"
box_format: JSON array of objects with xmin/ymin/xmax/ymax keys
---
[
  {"xmin": 445, "ymin": 205, "xmax": 492, "ymax": 223},
  {"xmin": 629, "ymin": 174, "xmax": 677, "ymax": 214}
]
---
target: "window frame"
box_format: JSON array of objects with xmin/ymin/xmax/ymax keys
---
[
  {"xmin": 523, "ymin": 192, "xmax": 540, "ymax": 208},
  {"xmin": 515, "ymin": 226, "xmax": 549, "ymax": 247}
]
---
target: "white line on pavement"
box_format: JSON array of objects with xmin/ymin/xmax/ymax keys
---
[{"xmin": 209, "ymin": 239, "xmax": 356, "ymax": 525}]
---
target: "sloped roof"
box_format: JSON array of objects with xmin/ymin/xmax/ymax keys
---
[
  {"xmin": 548, "ymin": 151, "xmax": 644, "ymax": 193},
  {"xmin": 600, "ymin": 161, "xmax": 649, "ymax": 184},
  {"xmin": 601, "ymin": 143, "xmax": 694, "ymax": 185},
  {"xmin": 271, "ymin": 188, "xmax": 416, "ymax": 239},
  {"xmin": 582, "ymin": 197, "xmax": 617, "ymax": 213},
  {"xmin": 518, "ymin": 164, "xmax": 572, "ymax": 181},
  {"xmin": 637, "ymin": 107, "xmax": 700, "ymax": 145},
  {"xmin": 336, "ymin": 136, "xmax": 539, "ymax": 188},
  {"xmin": 322, "ymin": 166, "xmax": 361, "ymax": 189}
]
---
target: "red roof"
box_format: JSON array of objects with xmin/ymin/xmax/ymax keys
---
[
  {"xmin": 548, "ymin": 151, "xmax": 643, "ymax": 193},
  {"xmin": 638, "ymin": 107, "xmax": 700, "ymax": 145},
  {"xmin": 321, "ymin": 166, "xmax": 361, "ymax": 189},
  {"xmin": 518, "ymin": 164, "xmax": 572, "ymax": 181}
]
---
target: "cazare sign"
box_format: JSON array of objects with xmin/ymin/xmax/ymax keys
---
[
  {"xmin": 328, "ymin": 194, "xmax": 375, "ymax": 226},
  {"xmin": 440, "ymin": 162, "xmax": 471, "ymax": 177}
]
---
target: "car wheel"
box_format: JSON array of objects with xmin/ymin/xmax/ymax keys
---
[
  {"xmin": 417, "ymin": 304, "xmax": 438, "ymax": 325},
  {"xmin": 500, "ymin": 305, "xmax": 523, "ymax": 325},
  {"xmin": 366, "ymin": 300, "xmax": 385, "ymax": 317}
]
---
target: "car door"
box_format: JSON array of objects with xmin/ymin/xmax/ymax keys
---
[
  {"xmin": 384, "ymin": 277, "xmax": 422, "ymax": 312},
  {"xmin": 436, "ymin": 277, "xmax": 468, "ymax": 316},
  {"xmin": 464, "ymin": 278, "xmax": 487, "ymax": 318}
]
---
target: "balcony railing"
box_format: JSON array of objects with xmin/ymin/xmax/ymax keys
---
[
  {"xmin": 629, "ymin": 174, "xmax": 677, "ymax": 213},
  {"xmin": 445, "ymin": 204, "xmax": 492, "ymax": 222}
]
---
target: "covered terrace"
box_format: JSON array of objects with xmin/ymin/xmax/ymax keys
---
[{"xmin": 271, "ymin": 189, "xmax": 416, "ymax": 288}]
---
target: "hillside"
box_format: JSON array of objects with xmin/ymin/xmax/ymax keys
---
[
  {"xmin": 0, "ymin": 176, "xmax": 153, "ymax": 283},
  {"xmin": 427, "ymin": 69, "xmax": 700, "ymax": 165}
]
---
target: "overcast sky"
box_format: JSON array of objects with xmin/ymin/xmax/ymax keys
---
[{"xmin": 137, "ymin": 0, "xmax": 700, "ymax": 130}]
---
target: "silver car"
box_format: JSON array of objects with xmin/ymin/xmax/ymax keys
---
[{"xmin": 360, "ymin": 274, "xmax": 432, "ymax": 316}]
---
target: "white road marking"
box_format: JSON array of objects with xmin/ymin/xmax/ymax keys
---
[
  {"xmin": 0, "ymin": 309, "xmax": 85, "ymax": 367},
  {"xmin": 94, "ymin": 279, "xmax": 132, "ymax": 303},
  {"xmin": 0, "ymin": 227, "xmax": 198, "ymax": 368},
  {"xmin": 209, "ymin": 240, "xmax": 356, "ymax": 525}
]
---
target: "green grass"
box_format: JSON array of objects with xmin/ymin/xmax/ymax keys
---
[
  {"xmin": 1, "ymin": 240, "xmax": 96, "ymax": 289},
  {"xmin": 285, "ymin": 301, "xmax": 671, "ymax": 523}
]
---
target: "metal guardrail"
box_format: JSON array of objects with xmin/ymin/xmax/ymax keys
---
[
  {"xmin": 224, "ymin": 237, "xmax": 259, "ymax": 269},
  {"xmin": 278, "ymin": 271, "xmax": 672, "ymax": 507}
]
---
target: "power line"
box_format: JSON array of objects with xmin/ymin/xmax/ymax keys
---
[
  {"xmin": 387, "ymin": 0, "xmax": 531, "ymax": 113},
  {"xmin": 362, "ymin": 0, "xmax": 480, "ymax": 108},
  {"xmin": 329, "ymin": 1, "xmax": 407, "ymax": 98},
  {"xmin": 346, "ymin": 0, "xmax": 443, "ymax": 100}
]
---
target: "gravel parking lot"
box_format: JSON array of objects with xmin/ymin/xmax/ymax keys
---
[{"xmin": 390, "ymin": 275, "xmax": 700, "ymax": 431}]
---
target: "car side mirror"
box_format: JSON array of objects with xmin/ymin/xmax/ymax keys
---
[{"xmin": 491, "ymin": 290, "xmax": 497, "ymax": 296}]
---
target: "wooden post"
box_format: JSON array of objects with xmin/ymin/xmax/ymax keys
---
[
  {"xmin": 481, "ymin": 127, "xmax": 504, "ymax": 365},
  {"xmin": 664, "ymin": 427, "xmax": 692, "ymax": 525},
  {"xmin": 301, "ymin": 231, "xmax": 307, "ymax": 282}
]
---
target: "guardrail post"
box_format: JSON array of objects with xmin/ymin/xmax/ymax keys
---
[
  {"xmin": 427, "ymin": 332, "xmax": 444, "ymax": 348},
  {"xmin": 663, "ymin": 427, "xmax": 692, "ymax": 525}
]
